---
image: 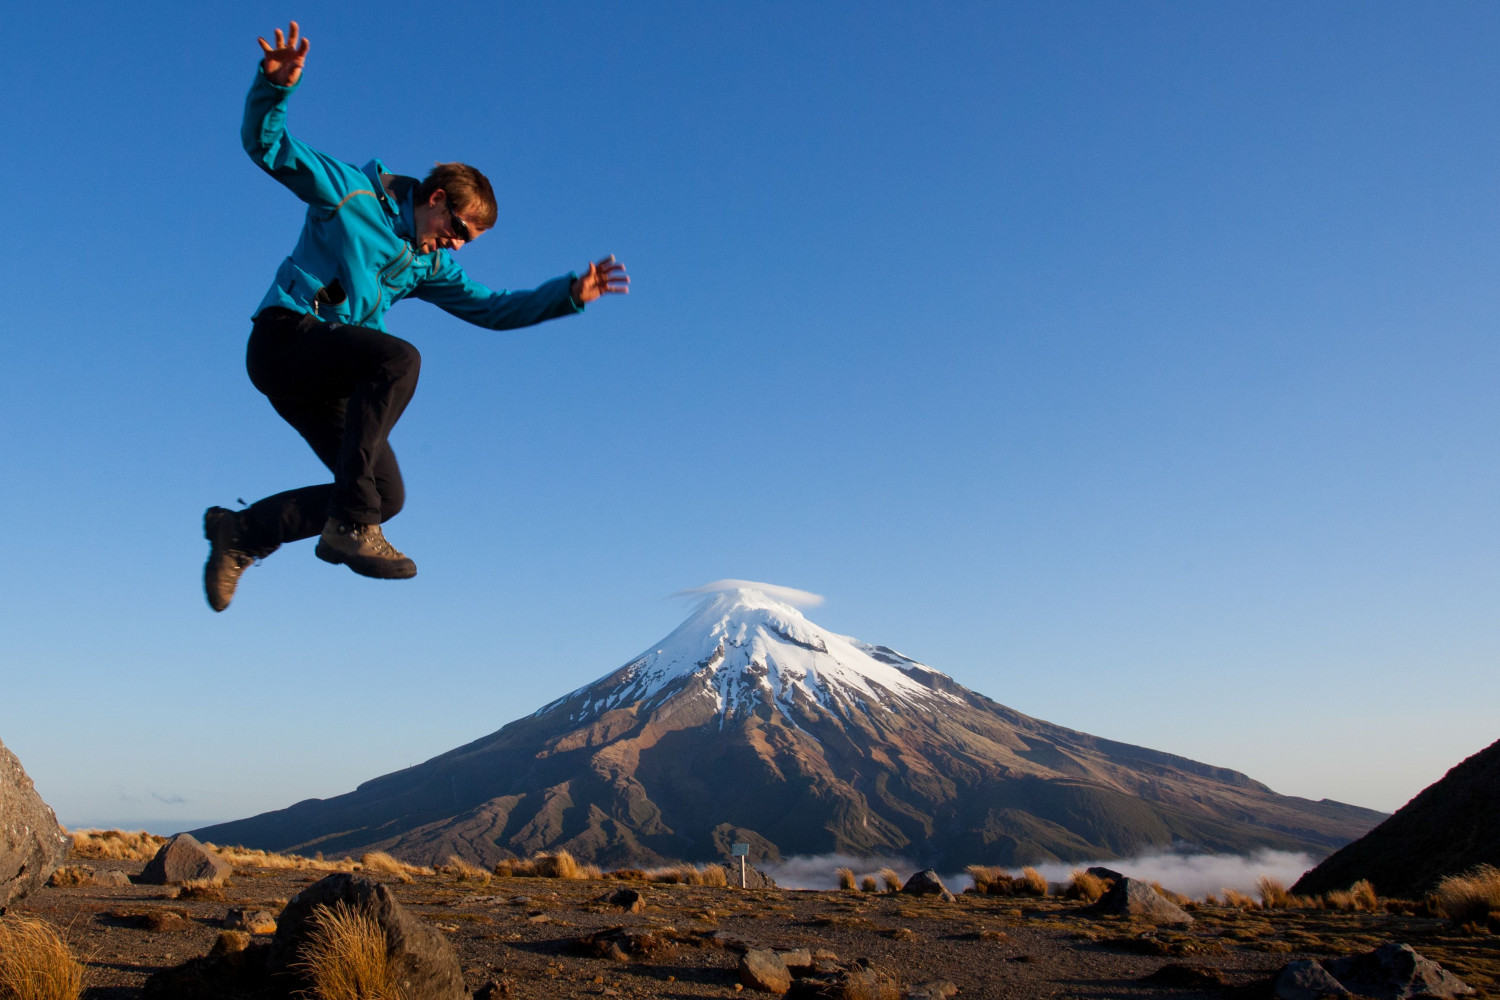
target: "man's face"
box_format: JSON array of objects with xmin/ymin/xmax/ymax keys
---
[{"xmin": 414, "ymin": 189, "xmax": 486, "ymax": 254}]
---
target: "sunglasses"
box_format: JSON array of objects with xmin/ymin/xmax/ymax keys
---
[{"xmin": 443, "ymin": 193, "xmax": 474, "ymax": 243}]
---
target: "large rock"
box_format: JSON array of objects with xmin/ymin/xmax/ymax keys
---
[
  {"xmin": 1324, "ymin": 942, "xmax": 1473, "ymax": 999},
  {"xmin": 1090, "ymin": 877, "xmax": 1194, "ymax": 924},
  {"xmin": 138, "ymin": 833, "xmax": 231, "ymax": 885},
  {"xmin": 0, "ymin": 736, "xmax": 69, "ymax": 914},
  {"xmin": 901, "ymin": 869, "xmax": 956, "ymax": 901},
  {"xmin": 268, "ymin": 872, "xmax": 465, "ymax": 1000},
  {"xmin": 739, "ymin": 948, "xmax": 792, "ymax": 994}
]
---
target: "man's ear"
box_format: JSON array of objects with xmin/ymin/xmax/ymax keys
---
[{"xmin": 426, "ymin": 188, "xmax": 447, "ymax": 208}]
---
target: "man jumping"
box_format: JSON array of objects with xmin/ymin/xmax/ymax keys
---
[{"xmin": 204, "ymin": 21, "xmax": 627, "ymax": 611}]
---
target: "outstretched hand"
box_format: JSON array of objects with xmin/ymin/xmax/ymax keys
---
[
  {"xmin": 571, "ymin": 255, "xmax": 630, "ymax": 305},
  {"xmin": 258, "ymin": 21, "xmax": 310, "ymax": 87}
]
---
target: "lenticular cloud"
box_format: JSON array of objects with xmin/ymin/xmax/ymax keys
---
[{"xmin": 673, "ymin": 579, "xmax": 826, "ymax": 608}]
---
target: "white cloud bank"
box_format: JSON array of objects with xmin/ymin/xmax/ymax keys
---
[{"xmin": 762, "ymin": 848, "xmax": 1317, "ymax": 899}]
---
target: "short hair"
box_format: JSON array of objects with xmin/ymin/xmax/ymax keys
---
[{"xmin": 418, "ymin": 162, "xmax": 498, "ymax": 230}]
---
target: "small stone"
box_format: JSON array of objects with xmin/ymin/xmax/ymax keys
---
[
  {"xmin": 907, "ymin": 981, "xmax": 958, "ymax": 1000},
  {"xmin": 92, "ymin": 869, "xmax": 131, "ymax": 887},
  {"xmin": 224, "ymin": 907, "xmax": 278, "ymax": 934},
  {"xmin": 739, "ymin": 948, "xmax": 792, "ymax": 994},
  {"xmin": 606, "ymin": 887, "xmax": 645, "ymax": 913}
]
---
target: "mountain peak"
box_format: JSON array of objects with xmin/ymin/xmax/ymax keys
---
[{"xmin": 536, "ymin": 582, "xmax": 954, "ymax": 727}]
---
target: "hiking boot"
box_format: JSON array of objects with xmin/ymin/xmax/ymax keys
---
[
  {"xmin": 314, "ymin": 518, "xmax": 417, "ymax": 579},
  {"xmin": 204, "ymin": 506, "xmax": 254, "ymax": 612}
]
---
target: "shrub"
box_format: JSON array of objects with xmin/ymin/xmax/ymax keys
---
[
  {"xmin": 879, "ymin": 868, "xmax": 901, "ymax": 893},
  {"xmin": 861, "ymin": 876, "xmax": 878, "ymax": 893},
  {"xmin": 965, "ymin": 866, "xmax": 1011, "ymax": 895},
  {"xmin": 44, "ymin": 867, "xmax": 92, "ymax": 888},
  {"xmin": 1435, "ymin": 865, "xmax": 1500, "ymax": 925},
  {"xmin": 294, "ymin": 902, "xmax": 399, "ymax": 1000},
  {"xmin": 1063, "ymin": 870, "xmax": 1105, "ymax": 903},
  {"xmin": 836, "ymin": 867, "xmax": 857, "ymax": 892},
  {"xmin": 1350, "ymin": 879, "xmax": 1379, "ymax": 912},
  {"xmin": 1020, "ymin": 867, "xmax": 1048, "ymax": 897},
  {"xmin": 0, "ymin": 917, "xmax": 84, "ymax": 1000}
]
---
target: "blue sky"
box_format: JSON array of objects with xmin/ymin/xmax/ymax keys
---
[{"xmin": 1, "ymin": 2, "xmax": 1495, "ymax": 834}]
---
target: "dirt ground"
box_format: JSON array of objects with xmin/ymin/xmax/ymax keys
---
[{"xmin": 12, "ymin": 857, "xmax": 1498, "ymax": 1000}]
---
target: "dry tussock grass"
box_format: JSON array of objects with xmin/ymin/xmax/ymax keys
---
[
  {"xmin": 967, "ymin": 866, "xmax": 1047, "ymax": 897},
  {"xmin": 1435, "ymin": 865, "xmax": 1500, "ymax": 925},
  {"xmin": 1220, "ymin": 888, "xmax": 1259, "ymax": 909},
  {"xmin": 43, "ymin": 868, "xmax": 92, "ymax": 889},
  {"xmin": 836, "ymin": 867, "xmax": 857, "ymax": 891},
  {"xmin": 439, "ymin": 856, "xmax": 491, "ymax": 883},
  {"xmin": 0, "ymin": 917, "xmax": 84, "ymax": 1000},
  {"xmin": 1323, "ymin": 879, "xmax": 1379, "ymax": 913},
  {"xmin": 645, "ymin": 863, "xmax": 727, "ymax": 887},
  {"xmin": 1020, "ymin": 866, "xmax": 1048, "ymax": 896},
  {"xmin": 861, "ymin": 876, "xmax": 878, "ymax": 893},
  {"xmin": 66, "ymin": 829, "xmax": 165, "ymax": 861},
  {"xmin": 879, "ymin": 867, "xmax": 901, "ymax": 893},
  {"xmin": 294, "ymin": 902, "xmax": 399, "ymax": 1000},
  {"xmin": 493, "ymin": 850, "xmax": 604, "ymax": 881},
  {"xmin": 1257, "ymin": 876, "xmax": 1290, "ymax": 909},
  {"xmin": 359, "ymin": 852, "xmax": 431, "ymax": 877},
  {"xmin": 1063, "ymin": 870, "xmax": 1106, "ymax": 903},
  {"xmin": 206, "ymin": 844, "xmax": 358, "ymax": 873}
]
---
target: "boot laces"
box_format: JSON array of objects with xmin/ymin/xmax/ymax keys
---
[{"xmin": 358, "ymin": 523, "xmax": 403, "ymax": 558}]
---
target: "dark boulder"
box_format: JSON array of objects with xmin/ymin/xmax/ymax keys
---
[
  {"xmin": 0, "ymin": 736, "xmax": 69, "ymax": 913},
  {"xmin": 1089, "ymin": 877, "xmax": 1194, "ymax": 924},
  {"xmin": 138, "ymin": 833, "xmax": 232, "ymax": 885},
  {"xmin": 900, "ymin": 869, "xmax": 956, "ymax": 901},
  {"xmin": 268, "ymin": 872, "xmax": 466, "ymax": 1000},
  {"xmin": 1324, "ymin": 942, "xmax": 1472, "ymax": 999}
]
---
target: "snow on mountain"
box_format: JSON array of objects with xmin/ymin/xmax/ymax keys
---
[{"xmin": 536, "ymin": 584, "xmax": 961, "ymax": 727}]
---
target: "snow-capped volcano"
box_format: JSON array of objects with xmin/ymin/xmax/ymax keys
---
[
  {"xmin": 195, "ymin": 584, "xmax": 1385, "ymax": 869},
  {"xmin": 537, "ymin": 586, "xmax": 957, "ymax": 728}
]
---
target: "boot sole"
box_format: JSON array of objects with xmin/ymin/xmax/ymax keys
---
[{"xmin": 315, "ymin": 540, "xmax": 418, "ymax": 580}]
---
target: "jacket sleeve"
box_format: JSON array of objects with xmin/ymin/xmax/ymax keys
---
[
  {"xmin": 411, "ymin": 255, "xmax": 585, "ymax": 330},
  {"xmin": 241, "ymin": 67, "xmax": 369, "ymax": 210}
]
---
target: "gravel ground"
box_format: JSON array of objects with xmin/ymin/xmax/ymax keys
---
[{"xmin": 10, "ymin": 858, "xmax": 1497, "ymax": 999}]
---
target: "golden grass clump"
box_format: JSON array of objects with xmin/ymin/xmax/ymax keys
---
[
  {"xmin": 358, "ymin": 852, "xmax": 430, "ymax": 877},
  {"xmin": 294, "ymin": 902, "xmax": 399, "ymax": 1000},
  {"xmin": 1220, "ymin": 887, "xmax": 1259, "ymax": 909},
  {"xmin": 1257, "ymin": 875, "xmax": 1290, "ymax": 909},
  {"xmin": 439, "ymin": 856, "xmax": 491, "ymax": 884},
  {"xmin": 0, "ymin": 917, "xmax": 84, "ymax": 1000},
  {"xmin": 494, "ymin": 850, "xmax": 604, "ymax": 881},
  {"xmin": 66, "ymin": 828, "xmax": 165, "ymax": 861},
  {"xmin": 644, "ymin": 863, "xmax": 726, "ymax": 886},
  {"xmin": 879, "ymin": 867, "xmax": 901, "ymax": 893},
  {"xmin": 1020, "ymin": 866, "xmax": 1048, "ymax": 897},
  {"xmin": 861, "ymin": 876, "xmax": 878, "ymax": 893},
  {"xmin": 1063, "ymin": 869, "xmax": 1106, "ymax": 903},
  {"xmin": 206, "ymin": 844, "xmax": 358, "ymax": 873},
  {"xmin": 836, "ymin": 867, "xmax": 857, "ymax": 892},
  {"xmin": 1149, "ymin": 881, "xmax": 1192, "ymax": 906},
  {"xmin": 1324, "ymin": 879, "xmax": 1379, "ymax": 913},
  {"xmin": 1435, "ymin": 865, "xmax": 1500, "ymax": 925},
  {"xmin": 44, "ymin": 867, "xmax": 92, "ymax": 889}
]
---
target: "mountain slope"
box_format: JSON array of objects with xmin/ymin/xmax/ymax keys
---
[
  {"xmin": 1292, "ymin": 737, "xmax": 1500, "ymax": 898},
  {"xmin": 195, "ymin": 587, "xmax": 1383, "ymax": 868}
]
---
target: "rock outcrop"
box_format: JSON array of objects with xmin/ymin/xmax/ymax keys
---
[{"xmin": 0, "ymin": 736, "xmax": 69, "ymax": 913}]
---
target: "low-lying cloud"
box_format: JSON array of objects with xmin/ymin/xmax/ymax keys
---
[{"xmin": 762, "ymin": 848, "xmax": 1316, "ymax": 899}]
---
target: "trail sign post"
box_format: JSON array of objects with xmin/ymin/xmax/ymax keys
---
[{"xmin": 731, "ymin": 843, "xmax": 750, "ymax": 888}]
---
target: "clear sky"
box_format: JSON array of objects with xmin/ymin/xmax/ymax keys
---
[{"xmin": 1, "ymin": 2, "xmax": 1495, "ymax": 835}]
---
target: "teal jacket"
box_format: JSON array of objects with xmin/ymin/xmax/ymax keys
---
[{"xmin": 243, "ymin": 68, "xmax": 582, "ymax": 331}]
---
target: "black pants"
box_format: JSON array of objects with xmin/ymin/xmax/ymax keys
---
[{"xmin": 239, "ymin": 308, "xmax": 421, "ymax": 556}]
